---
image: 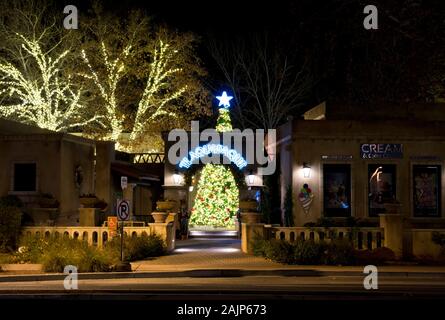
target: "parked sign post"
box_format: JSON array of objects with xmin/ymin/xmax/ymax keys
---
[{"xmin": 117, "ymin": 199, "xmax": 130, "ymax": 262}]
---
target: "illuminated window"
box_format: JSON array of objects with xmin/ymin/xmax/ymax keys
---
[
  {"xmin": 13, "ymin": 163, "xmax": 37, "ymax": 192},
  {"xmin": 368, "ymin": 164, "xmax": 396, "ymax": 217},
  {"xmin": 323, "ymin": 164, "xmax": 351, "ymax": 217},
  {"xmin": 413, "ymin": 165, "xmax": 441, "ymax": 218}
]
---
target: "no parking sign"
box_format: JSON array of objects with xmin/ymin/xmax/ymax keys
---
[{"xmin": 117, "ymin": 199, "xmax": 130, "ymax": 221}]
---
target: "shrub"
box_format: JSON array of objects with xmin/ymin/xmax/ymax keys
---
[
  {"xmin": 13, "ymin": 233, "xmax": 167, "ymax": 272},
  {"xmin": 124, "ymin": 234, "xmax": 166, "ymax": 261},
  {"xmin": 293, "ymin": 240, "xmax": 323, "ymax": 264},
  {"xmin": 13, "ymin": 234, "xmax": 48, "ymax": 263},
  {"xmin": 0, "ymin": 195, "xmax": 23, "ymax": 208},
  {"xmin": 252, "ymin": 237, "xmax": 356, "ymax": 265},
  {"xmin": 13, "ymin": 235, "xmax": 114, "ymax": 272},
  {"xmin": 262, "ymin": 239, "xmax": 295, "ymax": 264},
  {"xmin": 354, "ymin": 247, "xmax": 396, "ymax": 265},
  {"xmin": 0, "ymin": 204, "xmax": 22, "ymax": 252},
  {"xmin": 322, "ymin": 240, "xmax": 355, "ymax": 265},
  {"xmin": 252, "ymin": 238, "xmax": 269, "ymax": 257},
  {"xmin": 104, "ymin": 234, "xmax": 166, "ymax": 262}
]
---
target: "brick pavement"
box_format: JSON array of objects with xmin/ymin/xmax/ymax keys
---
[{"xmin": 131, "ymin": 237, "xmax": 284, "ymax": 271}]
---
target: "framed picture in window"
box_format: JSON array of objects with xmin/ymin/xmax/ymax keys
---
[
  {"xmin": 368, "ymin": 164, "xmax": 396, "ymax": 217},
  {"xmin": 413, "ymin": 165, "xmax": 441, "ymax": 218},
  {"xmin": 323, "ymin": 164, "xmax": 351, "ymax": 217}
]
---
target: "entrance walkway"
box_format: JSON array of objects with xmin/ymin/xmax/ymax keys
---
[{"xmin": 131, "ymin": 236, "xmax": 282, "ymax": 272}]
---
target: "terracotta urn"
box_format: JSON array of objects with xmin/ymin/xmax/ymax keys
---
[
  {"xmin": 156, "ymin": 200, "xmax": 176, "ymax": 212},
  {"xmin": 79, "ymin": 196, "xmax": 97, "ymax": 208},
  {"xmin": 151, "ymin": 211, "xmax": 169, "ymax": 223}
]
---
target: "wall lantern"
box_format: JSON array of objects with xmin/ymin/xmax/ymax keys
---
[
  {"xmin": 303, "ymin": 162, "xmax": 311, "ymax": 178},
  {"xmin": 173, "ymin": 169, "xmax": 183, "ymax": 186},
  {"xmin": 247, "ymin": 169, "xmax": 256, "ymax": 186}
]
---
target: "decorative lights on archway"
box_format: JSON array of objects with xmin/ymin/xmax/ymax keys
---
[{"xmin": 178, "ymin": 143, "xmax": 248, "ymax": 170}]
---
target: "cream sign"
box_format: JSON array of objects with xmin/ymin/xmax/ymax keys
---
[{"xmin": 360, "ymin": 144, "xmax": 403, "ymax": 159}]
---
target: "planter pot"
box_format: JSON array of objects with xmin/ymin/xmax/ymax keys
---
[
  {"xmin": 79, "ymin": 197, "xmax": 97, "ymax": 207},
  {"xmin": 151, "ymin": 211, "xmax": 169, "ymax": 223},
  {"xmin": 239, "ymin": 200, "xmax": 258, "ymax": 212},
  {"xmin": 383, "ymin": 203, "xmax": 402, "ymax": 214},
  {"xmin": 79, "ymin": 208, "xmax": 100, "ymax": 226},
  {"xmin": 156, "ymin": 201, "xmax": 176, "ymax": 212},
  {"xmin": 241, "ymin": 212, "xmax": 262, "ymax": 224}
]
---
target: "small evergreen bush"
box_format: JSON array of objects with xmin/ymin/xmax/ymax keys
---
[
  {"xmin": 0, "ymin": 203, "xmax": 22, "ymax": 252},
  {"xmin": 13, "ymin": 233, "xmax": 166, "ymax": 272}
]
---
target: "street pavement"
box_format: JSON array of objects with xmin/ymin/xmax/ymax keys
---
[{"xmin": 0, "ymin": 237, "xmax": 444, "ymax": 300}]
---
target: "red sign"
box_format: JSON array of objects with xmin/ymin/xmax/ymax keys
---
[{"xmin": 108, "ymin": 216, "xmax": 118, "ymax": 237}]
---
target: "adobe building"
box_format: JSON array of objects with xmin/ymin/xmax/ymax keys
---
[
  {"xmin": 0, "ymin": 118, "xmax": 163, "ymax": 226},
  {"xmin": 277, "ymin": 102, "xmax": 445, "ymax": 229}
]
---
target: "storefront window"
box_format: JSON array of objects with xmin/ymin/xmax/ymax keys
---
[
  {"xmin": 323, "ymin": 164, "xmax": 351, "ymax": 217},
  {"xmin": 413, "ymin": 165, "xmax": 441, "ymax": 218},
  {"xmin": 368, "ymin": 164, "xmax": 396, "ymax": 217}
]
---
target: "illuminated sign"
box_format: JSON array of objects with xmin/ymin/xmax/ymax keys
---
[
  {"xmin": 179, "ymin": 143, "xmax": 247, "ymax": 169},
  {"xmin": 360, "ymin": 144, "xmax": 403, "ymax": 159}
]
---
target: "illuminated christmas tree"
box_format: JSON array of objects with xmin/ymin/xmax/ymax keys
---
[{"xmin": 190, "ymin": 92, "xmax": 239, "ymax": 228}]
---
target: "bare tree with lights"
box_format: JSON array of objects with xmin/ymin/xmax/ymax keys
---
[
  {"xmin": 79, "ymin": 7, "xmax": 211, "ymax": 152},
  {"xmin": 209, "ymin": 33, "xmax": 313, "ymax": 130},
  {"xmin": 0, "ymin": 1, "xmax": 103, "ymax": 131}
]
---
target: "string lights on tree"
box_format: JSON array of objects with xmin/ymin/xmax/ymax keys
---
[
  {"xmin": 80, "ymin": 42, "xmax": 131, "ymax": 141},
  {"xmin": 190, "ymin": 91, "xmax": 239, "ymax": 229},
  {"xmin": 0, "ymin": 34, "xmax": 104, "ymax": 131},
  {"xmin": 130, "ymin": 40, "xmax": 187, "ymax": 141}
]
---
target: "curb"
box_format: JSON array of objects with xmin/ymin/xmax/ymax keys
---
[{"xmin": 1, "ymin": 268, "xmax": 445, "ymax": 282}]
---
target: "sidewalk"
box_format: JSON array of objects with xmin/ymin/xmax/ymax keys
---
[{"xmin": 0, "ymin": 237, "xmax": 444, "ymax": 282}]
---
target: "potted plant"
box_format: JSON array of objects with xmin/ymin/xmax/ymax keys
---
[
  {"xmin": 151, "ymin": 211, "xmax": 169, "ymax": 223},
  {"xmin": 94, "ymin": 199, "xmax": 108, "ymax": 212},
  {"xmin": 156, "ymin": 199, "xmax": 176, "ymax": 212},
  {"xmin": 79, "ymin": 193, "xmax": 98, "ymax": 207}
]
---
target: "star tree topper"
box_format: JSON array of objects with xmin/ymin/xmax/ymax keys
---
[{"xmin": 216, "ymin": 91, "xmax": 233, "ymax": 108}]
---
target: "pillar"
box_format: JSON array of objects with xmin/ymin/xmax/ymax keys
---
[
  {"xmin": 241, "ymin": 223, "xmax": 266, "ymax": 254},
  {"xmin": 95, "ymin": 141, "xmax": 115, "ymax": 214},
  {"xmin": 379, "ymin": 214, "xmax": 404, "ymax": 258},
  {"xmin": 150, "ymin": 222, "xmax": 176, "ymax": 252},
  {"xmin": 123, "ymin": 183, "xmax": 137, "ymax": 218}
]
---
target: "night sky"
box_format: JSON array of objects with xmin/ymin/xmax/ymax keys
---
[{"xmin": 34, "ymin": 0, "xmax": 445, "ymax": 114}]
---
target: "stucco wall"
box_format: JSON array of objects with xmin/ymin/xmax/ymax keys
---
[
  {"xmin": 0, "ymin": 136, "xmax": 61, "ymax": 204},
  {"xmin": 283, "ymin": 120, "xmax": 445, "ymax": 226},
  {"xmin": 60, "ymin": 138, "xmax": 95, "ymax": 223}
]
